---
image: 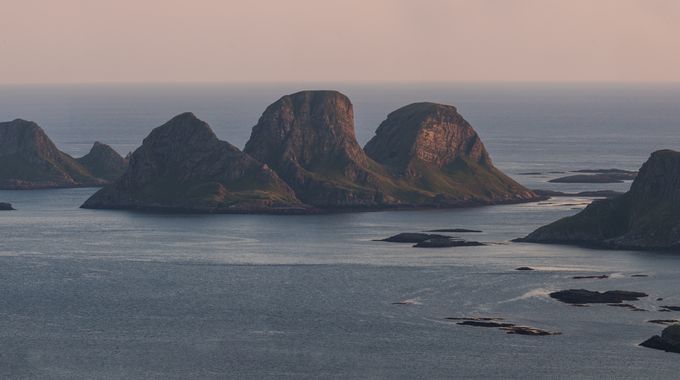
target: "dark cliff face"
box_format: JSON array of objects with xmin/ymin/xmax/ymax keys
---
[
  {"xmin": 244, "ymin": 91, "xmax": 400, "ymax": 208},
  {"xmin": 364, "ymin": 102, "xmax": 537, "ymax": 203},
  {"xmin": 77, "ymin": 142, "xmax": 127, "ymax": 181},
  {"xmin": 82, "ymin": 113, "xmax": 305, "ymax": 213},
  {"xmin": 0, "ymin": 119, "xmax": 107, "ymax": 189},
  {"xmin": 520, "ymin": 150, "xmax": 680, "ymax": 250}
]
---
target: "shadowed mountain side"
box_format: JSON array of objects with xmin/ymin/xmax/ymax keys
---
[
  {"xmin": 517, "ymin": 150, "xmax": 680, "ymax": 250},
  {"xmin": 0, "ymin": 119, "xmax": 117, "ymax": 189},
  {"xmin": 81, "ymin": 113, "xmax": 307, "ymax": 213},
  {"xmin": 77, "ymin": 141, "xmax": 127, "ymax": 181}
]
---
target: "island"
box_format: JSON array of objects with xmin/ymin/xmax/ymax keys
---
[
  {"xmin": 516, "ymin": 150, "xmax": 680, "ymax": 250},
  {"xmin": 0, "ymin": 119, "xmax": 126, "ymax": 189},
  {"xmin": 82, "ymin": 90, "xmax": 544, "ymax": 213}
]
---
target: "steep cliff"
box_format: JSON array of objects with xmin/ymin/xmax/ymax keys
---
[
  {"xmin": 244, "ymin": 91, "xmax": 401, "ymax": 208},
  {"xmin": 82, "ymin": 113, "xmax": 306, "ymax": 213},
  {"xmin": 518, "ymin": 150, "xmax": 680, "ymax": 250}
]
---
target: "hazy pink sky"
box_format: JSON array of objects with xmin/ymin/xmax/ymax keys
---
[{"xmin": 1, "ymin": 0, "xmax": 679, "ymax": 84}]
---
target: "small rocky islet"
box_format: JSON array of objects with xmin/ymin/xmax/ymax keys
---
[
  {"xmin": 446, "ymin": 317, "xmax": 561, "ymax": 336},
  {"xmin": 0, "ymin": 202, "xmax": 14, "ymax": 210},
  {"xmin": 549, "ymin": 289, "xmax": 648, "ymax": 304},
  {"xmin": 548, "ymin": 169, "xmax": 637, "ymax": 184},
  {"xmin": 378, "ymin": 232, "xmax": 485, "ymax": 248}
]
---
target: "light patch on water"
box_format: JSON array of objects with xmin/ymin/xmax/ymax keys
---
[{"xmin": 499, "ymin": 288, "xmax": 553, "ymax": 303}]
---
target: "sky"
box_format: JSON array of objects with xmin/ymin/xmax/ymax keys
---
[{"xmin": 0, "ymin": 0, "xmax": 679, "ymax": 84}]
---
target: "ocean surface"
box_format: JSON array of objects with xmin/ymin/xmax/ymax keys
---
[{"xmin": 1, "ymin": 83, "xmax": 680, "ymax": 379}]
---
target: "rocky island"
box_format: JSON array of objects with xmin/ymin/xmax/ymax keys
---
[
  {"xmin": 82, "ymin": 90, "xmax": 543, "ymax": 213},
  {"xmin": 0, "ymin": 202, "xmax": 14, "ymax": 210},
  {"xmin": 0, "ymin": 119, "xmax": 125, "ymax": 189},
  {"xmin": 244, "ymin": 90, "xmax": 401, "ymax": 208},
  {"xmin": 364, "ymin": 102, "xmax": 538, "ymax": 206},
  {"xmin": 82, "ymin": 113, "xmax": 307, "ymax": 213},
  {"xmin": 517, "ymin": 150, "xmax": 680, "ymax": 250}
]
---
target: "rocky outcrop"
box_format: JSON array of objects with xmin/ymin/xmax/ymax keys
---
[
  {"xmin": 549, "ymin": 289, "xmax": 648, "ymax": 304},
  {"xmin": 640, "ymin": 324, "xmax": 680, "ymax": 353},
  {"xmin": 77, "ymin": 142, "xmax": 127, "ymax": 181},
  {"xmin": 364, "ymin": 102, "xmax": 539, "ymax": 205},
  {"xmin": 518, "ymin": 150, "xmax": 680, "ymax": 250},
  {"xmin": 244, "ymin": 91, "xmax": 400, "ymax": 208},
  {"xmin": 0, "ymin": 119, "xmax": 114, "ymax": 189},
  {"xmin": 81, "ymin": 113, "xmax": 306, "ymax": 213},
  {"xmin": 379, "ymin": 232, "xmax": 452, "ymax": 243},
  {"xmin": 412, "ymin": 238, "xmax": 484, "ymax": 248},
  {"xmin": 548, "ymin": 172, "xmax": 636, "ymax": 183}
]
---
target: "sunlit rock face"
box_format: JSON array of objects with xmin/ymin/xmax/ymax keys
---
[{"xmin": 364, "ymin": 102, "xmax": 538, "ymax": 204}]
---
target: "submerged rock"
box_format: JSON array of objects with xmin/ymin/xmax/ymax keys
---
[
  {"xmin": 427, "ymin": 228, "xmax": 482, "ymax": 233},
  {"xmin": 532, "ymin": 189, "xmax": 623, "ymax": 198},
  {"xmin": 413, "ymin": 238, "xmax": 485, "ymax": 248},
  {"xmin": 572, "ymin": 275, "xmax": 609, "ymax": 279},
  {"xmin": 450, "ymin": 317, "xmax": 560, "ymax": 336},
  {"xmin": 82, "ymin": 113, "xmax": 306, "ymax": 213},
  {"xmin": 549, "ymin": 289, "xmax": 648, "ymax": 304},
  {"xmin": 518, "ymin": 150, "xmax": 680, "ymax": 250},
  {"xmin": 607, "ymin": 303, "xmax": 647, "ymax": 311},
  {"xmin": 648, "ymin": 320, "xmax": 680, "ymax": 325}
]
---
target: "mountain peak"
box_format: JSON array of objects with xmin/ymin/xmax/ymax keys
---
[{"xmin": 365, "ymin": 101, "xmax": 490, "ymax": 173}]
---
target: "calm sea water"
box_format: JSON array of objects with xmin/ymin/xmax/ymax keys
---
[{"xmin": 1, "ymin": 83, "xmax": 680, "ymax": 379}]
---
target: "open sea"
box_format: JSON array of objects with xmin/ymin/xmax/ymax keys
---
[{"xmin": 1, "ymin": 83, "xmax": 680, "ymax": 379}]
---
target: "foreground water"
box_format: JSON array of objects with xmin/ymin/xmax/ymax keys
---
[{"xmin": 1, "ymin": 83, "xmax": 680, "ymax": 378}]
